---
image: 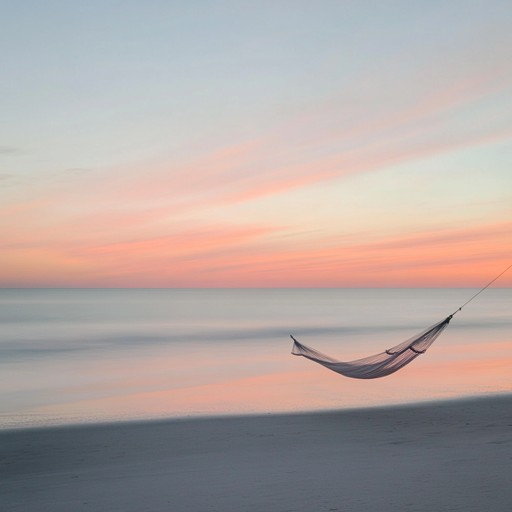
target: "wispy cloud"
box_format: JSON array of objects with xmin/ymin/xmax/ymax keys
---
[
  {"xmin": 1, "ymin": 7, "xmax": 511, "ymax": 287},
  {"xmin": 79, "ymin": 57, "xmax": 512, "ymax": 217},
  {"xmin": 0, "ymin": 146, "xmax": 23, "ymax": 156},
  {"xmin": 2, "ymin": 215, "xmax": 509, "ymax": 287}
]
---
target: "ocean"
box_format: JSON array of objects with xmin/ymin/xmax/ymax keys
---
[{"xmin": 1, "ymin": 288, "xmax": 510, "ymax": 429}]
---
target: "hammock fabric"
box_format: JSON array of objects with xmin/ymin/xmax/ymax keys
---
[
  {"xmin": 290, "ymin": 264, "xmax": 511, "ymax": 380},
  {"xmin": 291, "ymin": 315, "xmax": 452, "ymax": 379}
]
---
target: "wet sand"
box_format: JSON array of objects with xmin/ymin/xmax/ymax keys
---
[{"xmin": 1, "ymin": 395, "xmax": 512, "ymax": 512}]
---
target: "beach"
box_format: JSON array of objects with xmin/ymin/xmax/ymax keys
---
[
  {"xmin": 2, "ymin": 394, "xmax": 511, "ymax": 512},
  {"xmin": 3, "ymin": 2, "xmax": 512, "ymax": 509}
]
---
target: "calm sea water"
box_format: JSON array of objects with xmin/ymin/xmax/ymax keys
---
[{"xmin": 1, "ymin": 288, "xmax": 510, "ymax": 429}]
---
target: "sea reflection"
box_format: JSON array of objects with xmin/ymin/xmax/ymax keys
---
[{"xmin": 0, "ymin": 288, "xmax": 510, "ymax": 428}]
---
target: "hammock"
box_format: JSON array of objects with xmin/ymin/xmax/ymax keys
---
[
  {"xmin": 291, "ymin": 315, "xmax": 452, "ymax": 379},
  {"xmin": 291, "ymin": 264, "xmax": 511, "ymax": 379}
]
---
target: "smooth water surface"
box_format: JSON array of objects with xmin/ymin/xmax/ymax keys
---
[{"xmin": 1, "ymin": 288, "xmax": 510, "ymax": 429}]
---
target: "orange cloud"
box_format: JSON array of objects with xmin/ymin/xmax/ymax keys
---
[
  {"xmin": 5, "ymin": 218, "xmax": 507, "ymax": 288},
  {"xmin": 139, "ymin": 220, "xmax": 511, "ymax": 288},
  {"xmin": 1, "ymin": 51, "xmax": 510, "ymax": 288}
]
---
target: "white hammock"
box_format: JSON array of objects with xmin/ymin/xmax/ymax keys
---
[
  {"xmin": 290, "ymin": 264, "xmax": 511, "ymax": 380},
  {"xmin": 291, "ymin": 315, "xmax": 452, "ymax": 379}
]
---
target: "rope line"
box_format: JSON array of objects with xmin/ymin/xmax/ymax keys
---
[{"xmin": 451, "ymin": 262, "xmax": 512, "ymax": 317}]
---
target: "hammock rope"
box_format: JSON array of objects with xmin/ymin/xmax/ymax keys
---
[
  {"xmin": 450, "ymin": 262, "xmax": 512, "ymax": 316},
  {"xmin": 291, "ymin": 263, "xmax": 511, "ymax": 380}
]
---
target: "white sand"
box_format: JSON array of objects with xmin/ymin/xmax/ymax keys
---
[{"xmin": 1, "ymin": 395, "xmax": 512, "ymax": 512}]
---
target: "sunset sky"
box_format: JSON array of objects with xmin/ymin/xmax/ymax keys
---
[{"xmin": 1, "ymin": 1, "xmax": 511, "ymax": 287}]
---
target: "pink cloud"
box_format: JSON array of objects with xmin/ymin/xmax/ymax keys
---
[
  {"xmin": 2, "ymin": 217, "xmax": 509, "ymax": 287},
  {"xmin": 154, "ymin": 220, "xmax": 512, "ymax": 288},
  {"xmin": 36, "ymin": 50, "xmax": 510, "ymax": 226},
  {"xmin": 1, "ymin": 42, "xmax": 510, "ymax": 288}
]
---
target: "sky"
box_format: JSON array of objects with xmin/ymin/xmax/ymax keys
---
[{"xmin": 1, "ymin": 1, "xmax": 511, "ymax": 287}]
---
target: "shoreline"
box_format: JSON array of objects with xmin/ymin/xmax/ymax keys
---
[
  {"xmin": 0, "ymin": 392, "xmax": 512, "ymax": 436},
  {"xmin": 2, "ymin": 394, "xmax": 512, "ymax": 511},
  {"xmin": 2, "ymin": 391, "xmax": 511, "ymax": 433}
]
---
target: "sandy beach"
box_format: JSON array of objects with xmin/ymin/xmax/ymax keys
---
[{"xmin": 2, "ymin": 395, "xmax": 511, "ymax": 512}]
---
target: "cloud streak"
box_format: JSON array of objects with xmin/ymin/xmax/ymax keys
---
[
  {"xmin": 1, "ymin": 6, "xmax": 511, "ymax": 287},
  {"xmin": 1, "ymin": 214, "xmax": 509, "ymax": 287}
]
